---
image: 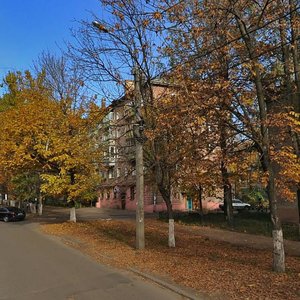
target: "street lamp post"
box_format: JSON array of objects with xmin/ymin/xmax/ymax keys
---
[
  {"xmin": 92, "ymin": 21, "xmax": 145, "ymax": 249},
  {"xmin": 133, "ymin": 66, "xmax": 145, "ymax": 250}
]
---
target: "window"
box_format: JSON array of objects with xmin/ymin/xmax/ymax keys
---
[
  {"xmin": 109, "ymin": 147, "xmax": 115, "ymax": 158},
  {"xmin": 112, "ymin": 129, "xmax": 117, "ymax": 139},
  {"xmin": 116, "ymin": 128, "xmax": 120, "ymax": 138},
  {"xmin": 130, "ymin": 186, "xmax": 135, "ymax": 201},
  {"xmin": 108, "ymin": 128, "xmax": 113, "ymax": 139},
  {"xmin": 108, "ymin": 167, "xmax": 114, "ymax": 179}
]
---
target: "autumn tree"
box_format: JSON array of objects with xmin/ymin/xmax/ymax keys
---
[
  {"xmin": 159, "ymin": 0, "xmax": 300, "ymax": 272},
  {"xmin": 0, "ymin": 71, "xmax": 104, "ymax": 220},
  {"xmin": 155, "ymin": 0, "xmax": 253, "ymax": 227},
  {"xmin": 33, "ymin": 52, "xmax": 104, "ymax": 219},
  {"xmin": 221, "ymin": 0, "xmax": 299, "ymax": 272},
  {"xmin": 279, "ymin": 0, "xmax": 300, "ymax": 237},
  {"xmin": 150, "ymin": 82, "xmax": 221, "ymax": 221},
  {"xmin": 68, "ymin": 0, "xmax": 188, "ymax": 247}
]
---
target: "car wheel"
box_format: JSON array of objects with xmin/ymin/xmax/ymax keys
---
[{"xmin": 3, "ymin": 216, "xmax": 9, "ymax": 222}]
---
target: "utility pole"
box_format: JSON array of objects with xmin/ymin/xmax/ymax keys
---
[
  {"xmin": 133, "ymin": 66, "xmax": 145, "ymax": 250},
  {"xmin": 92, "ymin": 20, "xmax": 145, "ymax": 247}
]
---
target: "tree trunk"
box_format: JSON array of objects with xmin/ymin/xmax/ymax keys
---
[
  {"xmin": 155, "ymin": 159, "xmax": 175, "ymax": 247},
  {"xmin": 289, "ymin": 0, "xmax": 300, "ymax": 239},
  {"xmin": 157, "ymin": 179, "xmax": 175, "ymax": 247},
  {"xmin": 233, "ymin": 10, "xmax": 286, "ymax": 272},
  {"xmin": 168, "ymin": 218, "xmax": 175, "ymax": 247},
  {"xmin": 30, "ymin": 203, "xmax": 36, "ymax": 214},
  {"xmin": 254, "ymin": 62, "xmax": 285, "ymax": 272},
  {"xmin": 297, "ymin": 189, "xmax": 300, "ymax": 239},
  {"xmin": 70, "ymin": 206, "xmax": 76, "ymax": 222},
  {"xmin": 278, "ymin": 6, "xmax": 292, "ymax": 107},
  {"xmin": 221, "ymin": 160, "xmax": 234, "ymax": 227},
  {"xmin": 69, "ymin": 170, "xmax": 77, "ymax": 222},
  {"xmin": 38, "ymin": 195, "xmax": 43, "ymax": 216},
  {"xmin": 165, "ymin": 197, "xmax": 175, "ymax": 247},
  {"xmin": 38, "ymin": 204, "xmax": 43, "ymax": 216},
  {"xmin": 289, "ymin": 0, "xmax": 300, "ymax": 110},
  {"xmin": 219, "ymin": 109, "xmax": 233, "ymax": 227},
  {"xmin": 198, "ymin": 186, "xmax": 203, "ymax": 224},
  {"xmin": 268, "ymin": 167, "xmax": 285, "ymax": 272}
]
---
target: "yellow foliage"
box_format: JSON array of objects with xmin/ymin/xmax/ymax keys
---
[{"xmin": 0, "ymin": 71, "xmax": 104, "ymax": 203}]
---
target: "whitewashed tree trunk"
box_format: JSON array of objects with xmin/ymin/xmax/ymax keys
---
[
  {"xmin": 232, "ymin": 5, "xmax": 286, "ymax": 273},
  {"xmin": 38, "ymin": 204, "xmax": 43, "ymax": 216},
  {"xmin": 168, "ymin": 219, "xmax": 175, "ymax": 247},
  {"xmin": 272, "ymin": 229, "xmax": 285, "ymax": 272},
  {"xmin": 70, "ymin": 207, "xmax": 76, "ymax": 222},
  {"xmin": 38, "ymin": 195, "xmax": 43, "ymax": 216},
  {"xmin": 30, "ymin": 203, "xmax": 36, "ymax": 214}
]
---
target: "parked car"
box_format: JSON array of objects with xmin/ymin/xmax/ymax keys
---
[
  {"xmin": 219, "ymin": 199, "xmax": 251, "ymax": 211},
  {"xmin": 0, "ymin": 207, "xmax": 26, "ymax": 222}
]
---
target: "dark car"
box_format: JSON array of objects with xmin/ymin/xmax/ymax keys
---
[{"xmin": 0, "ymin": 207, "xmax": 26, "ymax": 222}]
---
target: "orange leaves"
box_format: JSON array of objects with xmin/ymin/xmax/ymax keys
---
[
  {"xmin": 113, "ymin": 10, "xmax": 124, "ymax": 21},
  {"xmin": 42, "ymin": 219, "xmax": 300, "ymax": 300},
  {"xmin": 153, "ymin": 11, "xmax": 162, "ymax": 20},
  {"xmin": 191, "ymin": 26, "xmax": 203, "ymax": 39},
  {"xmin": 288, "ymin": 111, "xmax": 300, "ymax": 129},
  {"xmin": 142, "ymin": 19, "xmax": 150, "ymax": 27},
  {"xmin": 271, "ymin": 145, "xmax": 300, "ymax": 201}
]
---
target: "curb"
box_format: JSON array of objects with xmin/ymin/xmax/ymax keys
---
[{"xmin": 129, "ymin": 267, "xmax": 210, "ymax": 300}]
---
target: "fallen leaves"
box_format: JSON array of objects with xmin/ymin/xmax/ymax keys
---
[{"xmin": 41, "ymin": 219, "xmax": 300, "ymax": 300}]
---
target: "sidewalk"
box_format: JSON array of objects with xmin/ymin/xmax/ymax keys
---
[
  {"xmin": 31, "ymin": 206, "xmax": 300, "ymax": 256},
  {"xmin": 177, "ymin": 225, "xmax": 300, "ymax": 257}
]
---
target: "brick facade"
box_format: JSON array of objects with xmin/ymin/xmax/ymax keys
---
[{"xmin": 96, "ymin": 81, "xmax": 223, "ymax": 213}]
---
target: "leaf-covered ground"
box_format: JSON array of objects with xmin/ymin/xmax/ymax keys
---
[{"xmin": 41, "ymin": 220, "xmax": 300, "ymax": 299}]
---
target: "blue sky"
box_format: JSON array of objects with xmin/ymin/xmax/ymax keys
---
[{"xmin": 0, "ymin": 0, "xmax": 101, "ymax": 81}]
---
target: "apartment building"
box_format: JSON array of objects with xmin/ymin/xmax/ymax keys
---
[{"xmin": 95, "ymin": 80, "xmax": 189, "ymax": 212}]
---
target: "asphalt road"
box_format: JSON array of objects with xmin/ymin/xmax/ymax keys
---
[{"xmin": 0, "ymin": 221, "xmax": 185, "ymax": 300}]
